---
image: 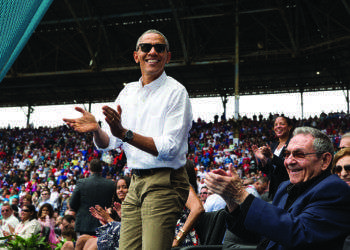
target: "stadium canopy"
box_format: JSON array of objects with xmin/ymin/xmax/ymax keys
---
[{"xmin": 1, "ymin": 0, "xmax": 350, "ymax": 111}]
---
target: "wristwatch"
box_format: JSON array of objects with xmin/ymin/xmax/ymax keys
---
[{"xmin": 122, "ymin": 130, "xmax": 134, "ymax": 142}]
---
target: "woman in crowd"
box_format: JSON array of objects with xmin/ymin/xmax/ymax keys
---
[
  {"xmin": 173, "ymin": 160, "xmax": 204, "ymax": 247},
  {"xmin": 38, "ymin": 203, "xmax": 59, "ymax": 247},
  {"xmin": 3, "ymin": 204, "xmax": 41, "ymax": 239},
  {"xmin": 332, "ymin": 148, "xmax": 350, "ymax": 186},
  {"xmin": 71, "ymin": 176, "xmax": 130, "ymax": 250},
  {"xmin": 252, "ymin": 116, "xmax": 293, "ymax": 200}
]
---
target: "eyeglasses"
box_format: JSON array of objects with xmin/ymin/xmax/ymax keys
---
[
  {"xmin": 22, "ymin": 209, "xmax": 30, "ymax": 212},
  {"xmin": 200, "ymin": 192, "xmax": 208, "ymax": 195},
  {"xmin": 1, "ymin": 209, "xmax": 9, "ymax": 212},
  {"xmin": 138, "ymin": 43, "xmax": 167, "ymax": 53},
  {"xmin": 334, "ymin": 165, "xmax": 350, "ymax": 173},
  {"xmin": 42, "ymin": 193, "xmax": 49, "ymax": 195},
  {"xmin": 283, "ymin": 150, "xmax": 319, "ymax": 159}
]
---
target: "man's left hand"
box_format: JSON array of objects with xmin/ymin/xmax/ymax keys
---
[{"xmin": 102, "ymin": 105, "xmax": 126, "ymax": 139}]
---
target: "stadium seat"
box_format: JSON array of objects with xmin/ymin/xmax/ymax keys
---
[{"xmin": 195, "ymin": 209, "xmax": 227, "ymax": 246}]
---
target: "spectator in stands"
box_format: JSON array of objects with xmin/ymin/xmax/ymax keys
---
[
  {"xmin": 37, "ymin": 187, "xmax": 54, "ymax": 211},
  {"xmin": 58, "ymin": 190, "xmax": 70, "ymax": 216},
  {"xmin": 38, "ymin": 203, "xmax": 59, "ymax": 246},
  {"xmin": 332, "ymin": 148, "xmax": 350, "ymax": 186},
  {"xmin": 69, "ymin": 159, "xmax": 115, "ymax": 236},
  {"xmin": 203, "ymin": 189, "xmax": 226, "ymax": 212},
  {"xmin": 63, "ymin": 29, "xmax": 192, "ymax": 250},
  {"xmin": 245, "ymin": 176, "xmax": 269, "ymax": 199},
  {"xmin": 0, "ymin": 203, "xmax": 19, "ymax": 240},
  {"xmin": 60, "ymin": 214, "xmax": 76, "ymax": 231},
  {"xmin": 173, "ymin": 160, "xmax": 204, "ymax": 247},
  {"xmin": 339, "ymin": 132, "xmax": 350, "ymax": 149},
  {"xmin": 252, "ymin": 116, "xmax": 292, "ymax": 200},
  {"xmin": 58, "ymin": 215, "xmax": 77, "ymax": 250},
  {"xmin": 206, "ymin": 127, "xmax": 350, "ymax": 250},
  {"xmin": 199, "ymin": 186, "xmax": 209, "ymax": 204},
  {"xmin": 74, "ymin": 177, "xmax": 131, "ymax": 250},
  {"xmin": 3, "ymin": 204, "xmax": 41, "ymax": 240}
]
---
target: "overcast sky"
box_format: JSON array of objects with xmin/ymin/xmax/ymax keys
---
[{"xmin": 0, "ymin": 90, "xmax": 348, "ymax": 128}]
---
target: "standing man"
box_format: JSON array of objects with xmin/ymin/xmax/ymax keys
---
[
  {"xmin": 63, "ymin": 29, "xmax": 192, "ymax": 249},
  {"xmin": 69, "ymin": 159, "xmax": 115, "ymax": 236},
  {"xmin": 206, "ymin": 127, "xmax": 350, "ymax": 250}
]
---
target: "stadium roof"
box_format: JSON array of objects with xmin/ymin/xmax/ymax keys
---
[{"xmin": 1, "ymin": 0, "xmax": 350, "ymax": 108}]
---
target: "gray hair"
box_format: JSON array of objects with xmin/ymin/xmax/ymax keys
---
[
  {"xmin": 135, "ymin": 29, "xmax": 169, "ymax": 51},
  {"xmin": 293, "ymin": 127, "xmax": 334, "ymax": 168}
]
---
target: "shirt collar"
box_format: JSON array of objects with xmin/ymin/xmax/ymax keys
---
[{"xmin": 138, "ymin": 71, "xmax": 167, "ymax": 90}]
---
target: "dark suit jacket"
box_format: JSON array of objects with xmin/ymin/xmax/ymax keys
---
[
  {"xmin": 228, "ymin": 173, "xmax": 350, "ymax": 250},
  {"xmin": 69, "ymin": 173, "xmax": 115, "ymax": 234},
  {"xmin": 258, "ymin": 140, "xmax": 290, "ymax": 199}
]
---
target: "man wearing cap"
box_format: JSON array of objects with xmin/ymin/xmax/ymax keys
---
[{"xmin": 64, "ymin": 29, "xmax": 192, "ymax": 249}]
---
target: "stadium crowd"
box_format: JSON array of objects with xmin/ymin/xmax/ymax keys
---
[{"xmin": 0, "ymin": 111, "xmax": 349, "ymax": 248}]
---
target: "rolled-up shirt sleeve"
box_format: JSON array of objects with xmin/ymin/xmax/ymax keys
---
[{"xmin": 153, "ymin": 88, "xmax": 192, "ymax": 161}]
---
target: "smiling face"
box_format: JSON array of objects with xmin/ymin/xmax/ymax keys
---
[
  {"xmin": 21, "ymin": 206, "xmax": 33, "ymax": 222},
  {"xmin": 133, "ymin": 32, "xmax": 171, "ymax": 85},
  {"xmin": 334, "ymin": 155, "xmax": 350, "ymax": 186},
  {"xmin": 116, "ymin": 179, "xmax": 129, "ymax": 202},
  {"xmin": 274, "ymin": 117, "xmax": 291, "ymax": 139},
  {"xmin": 284, "ymin": 134, "xmax": 329, "ymax": 184}
]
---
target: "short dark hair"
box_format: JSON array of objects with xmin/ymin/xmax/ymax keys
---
[
  {"xmin": 89, "ymin": 159, "xmax": 102, "ymax": 172},
  {"xmin": 23, "ymin": 204, "xmax": 37, "ymax": 221},
  {"xmin": 61, "ymin": 227, "xmax": 77, "ymax": 241},
  {"xmin": 63, "ymin": 214, "xmax": 76, "ymax": 224}
]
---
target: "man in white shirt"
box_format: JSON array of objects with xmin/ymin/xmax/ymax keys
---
[
  {"xmin": 245, "ymin": 176, "xmax": 269, "ymax": 199},
  {"xmin": 203, "ymin": 190, "xmax": 227, "ymax": 212},
  {"xmin": 63, "ymin": 29, "xmax": 192, "ymax": 250},
  {"xmin": 0, "ymin": 203, "xmax": 19, "ymax": 240}
]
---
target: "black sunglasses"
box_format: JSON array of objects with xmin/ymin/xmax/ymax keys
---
[
  {"xmin": 138, "ymin": 43, "xmax": 167, "ymax": 53},
  {"xmin": 334, "ymin": 165, "xmax": 350, "ymax": 173},
  {"xmin": 283, "ymin": 150, "xmax": 319, "ymax": 159}
]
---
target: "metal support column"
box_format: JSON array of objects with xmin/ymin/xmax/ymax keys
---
[
  {"xmin": 221, "ymin": 94, "xmax": 228, "ymax": 120},
  {"xmin": 234, "ymin": 0, "xmax": 240, "ymax": 120},
  {"xmin": 300, "ymin": 90, "xmax": 304, "ymax": 119},
  {"xmin": 26, "ymin": 104, "xmax": 34, "ymax": 128}
]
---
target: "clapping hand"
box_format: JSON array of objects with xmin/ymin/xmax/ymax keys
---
[
  {"xmin": 112, "ymin": 202, "xmax": 122, "ymax": 218},
  {"xmin": 89, "ymin": 205, "xmax": 113, "ymax": 225},
  {"xmin": 205, "ymin": 164, "xmax": 249, "ymax": 212},
  {"xmin": 63, "ymin": 107, "xmax": 99, "ymax": 133},
  {"xmin": 252, "ymin": 144, "xmax": 272, "ymax": 166}
]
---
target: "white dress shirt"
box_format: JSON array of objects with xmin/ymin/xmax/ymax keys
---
[
  {"xmin": 96, "ymin": 72, "xmax": 193, "ymax": 170},
  {"xmin": 14, "ymin": 219, "xmax": 42, "ymax": 239},
  {"xmin": 0, "ymin": 214, "xmax": 19, "ymax": 239}
]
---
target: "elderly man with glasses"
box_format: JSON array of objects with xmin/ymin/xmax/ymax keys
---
[
  {"xmin": 206, "ymin": 127, "xmax": 350, "ymax": 250},
  {"xmin": 0, "ymin": 203, "xmax": 19, "ymax": 242}
]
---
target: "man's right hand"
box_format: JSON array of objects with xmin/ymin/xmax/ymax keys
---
[{"xmin": 63, "ymin": 107, "xmax": 99, "ymax": 133}]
